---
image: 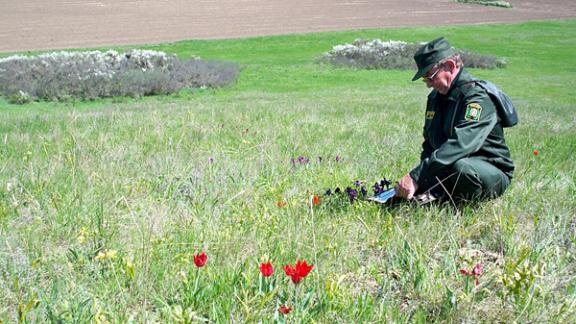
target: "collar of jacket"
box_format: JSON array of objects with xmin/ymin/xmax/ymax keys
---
[
  {"xmin": 445, "ymin": 69, "xmax": 474, "ymax": 102},
  {"xmin": 428, "ymin": 68, "xmax": 475, "ymax": 101}
]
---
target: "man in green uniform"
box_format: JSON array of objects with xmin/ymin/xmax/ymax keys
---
[{"xmin": 395, "ymin": 37, "xmax": 514, "ymax": 202}]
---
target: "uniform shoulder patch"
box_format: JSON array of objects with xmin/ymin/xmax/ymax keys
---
[
  {"xmin": 426, "ymin": 111, "xmax": 435, "ymax": 119},
  {"xmin": 465, "ymin": 103, "xmax": 482, "ymax": 121}
]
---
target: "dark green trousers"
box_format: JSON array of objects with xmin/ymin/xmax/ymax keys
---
[{"xmin": 422, "ymin": 157, "xmax": 511, "ymax": 201}]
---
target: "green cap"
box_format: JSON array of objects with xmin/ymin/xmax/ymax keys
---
[{"xmin": 412, "ymin": 37, "xmax": 455, "ymax": 81}]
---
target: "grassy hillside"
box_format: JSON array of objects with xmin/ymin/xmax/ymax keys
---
[{"xmin": 1, "ymin": 19, "xmax": 575, "ymax": 322}]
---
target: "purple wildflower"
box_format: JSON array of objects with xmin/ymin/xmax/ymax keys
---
[
  {"xmin": 208, "ymin": 157, "xmax": 214, "ymax": 163},
  {"xmin": 325, "ymin": 188, "xmax": 332, "ymax": 196},
  {"xmin": 361, "ymin": 186, "xmax": 367, "ymax": 198},
  {"xmin": 380, "ymin": 178, "xmax": 392, "ymax": 190},
  {"xmin": 345, "ymin": 187, "xmax": 358, "ymax": 203},
  {"xmin": 373, "ymin": 182, "xmax": 383, "ymax": 195},
  {"xmin": 334, "ymin": 187, "xmax": 341, "ymax": 194},
  {"xmin": 335, "ymin": 156, "xmax": 341, "ymax": 162},
  {"xmin": 354, "ymin": 180, "xmax": 362, "ymax": 187},
  {"xmin": 297, "ymin": 156, "xmax": 309, "ymax": 164}
]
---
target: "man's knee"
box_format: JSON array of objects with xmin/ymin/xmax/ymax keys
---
[
  {"xmin": 447, "ymin": 159, "xmax": 483, "ymax": 198},
  {"xmin": 447, "ymin": 158, "xmax": 509, "ymax": 200},
  {"xmin": 453, "ymin": 159, "xmax": 477, "ymax": 177}
]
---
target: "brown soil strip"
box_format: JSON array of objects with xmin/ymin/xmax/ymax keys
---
[{"xmin": 1, "ymin": 0, "xmax": 575, "ymax": 52}]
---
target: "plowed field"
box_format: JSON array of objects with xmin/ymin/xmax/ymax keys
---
[{"xmin": 1, "ymin": 0, "xmax": 575, "ymax": 52}]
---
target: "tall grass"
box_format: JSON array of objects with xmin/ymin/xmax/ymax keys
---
[{"xmin": 0, "ymin": 20, "xmax": 575, "ymax": 322}]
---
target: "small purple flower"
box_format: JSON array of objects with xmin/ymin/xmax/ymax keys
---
[
  {"xmin": 291, "ymin": 156, "xmax": 310, "ymax": 167},
  {"xmin": 297, "ymin": 156, "xmax": 309, "ymax": 164},
  {"xmin": 335, "ymin": 156, "xmax": 341, "ymax": 162},
  {"xmin": 373, "ymin": 182, "xmax": 383, "ymax": 195},
  {"xmin": 380, "ymin": 179, "xmax": 391, "ymax": 190},
  {"xmin": 361, "ymin": 186, "xmax": 367, "ymax": 198},
  {"xmin": 354, "ymin": 180, "xmax": 362, "ymax": 187},
  {"xmin": 345, "ymin": 187, "xmax": 358, "ymax": 203},
  {"xmin": 335, "ymin": 187, "xmax": 341, "ymax": 194},
  {"xmin": 208, "ymin": 157, "xmax": 214, "ymax": 163},
  {"xmin": 325, "ymin": 188, "xmax": 332, "ymax": 196}
]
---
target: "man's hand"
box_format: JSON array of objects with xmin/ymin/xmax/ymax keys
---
[{"xmin": 395, "ymin": 174, "xmax": 418, "ymax": 199}]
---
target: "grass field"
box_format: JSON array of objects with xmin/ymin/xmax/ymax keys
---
[{"xmin": 1, "ymin": 19, "xmax": 575, "ymax": 322}]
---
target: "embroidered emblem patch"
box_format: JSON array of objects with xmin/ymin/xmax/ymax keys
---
[
  {"xmin": 465, "ymin": 103, "xmax": 482, "ymax": 121},
  {"xmin": 426, "ymin": 111, "xmax": 435, "ymax": 119}
]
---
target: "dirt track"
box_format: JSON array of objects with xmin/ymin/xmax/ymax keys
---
[{"xmin": 1, "ymin": 0, "xmax": 575, "ymax": 53}]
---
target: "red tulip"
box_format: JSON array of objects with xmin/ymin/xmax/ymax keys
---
[
  {"xmin": 312, "ymin": 195, "xmax": 321, "ymax": 206},
  {"xmin": 533, "ymin": 150, "xmax": 539, "ymax": 156},
  {"xmin": 472, "ymin": 263, "xmax": 483, "ymax": 286},
  {"xmin": 472, "ymin": 263, "xmax": 483, "ymax": 276},
  {"xmin": 278, "ymin": 305, "xmax": 291, "ymax": 315},
  {"xmin": 259, "ymin": 262, "xmax": 274, "ymax": 277},
  {"xmin": 193, "ymin": 252, "xmax": 207, "ymax": 267},
  {"xmin": 459, "ymin": 263, "xmax": 483, "ymax": 286},
  {"xmin": 283, "ymin": 260, "xmax": 313, "ymax": 284}
]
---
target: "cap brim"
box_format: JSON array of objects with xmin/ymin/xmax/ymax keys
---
[{"xmin": 411, "ymin": 62, "xmax": 436, "ymax": 81}]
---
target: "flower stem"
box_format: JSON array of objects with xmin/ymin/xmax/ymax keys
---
[
  {"xmin": 193, "ymin": 267, "xmax": 201, "ymax": 295},
  {"xmin": 259, "ymin": 275, "xmax": 263, "ymax": 294}
]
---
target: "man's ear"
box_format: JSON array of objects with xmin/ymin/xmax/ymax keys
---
[{"xmin": 446, "ymin": 59, "xmax": 458, "ymax": 73}]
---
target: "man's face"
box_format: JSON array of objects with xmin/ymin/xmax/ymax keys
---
[{"xmin": 422, "ymin": 62, "xmax": 452, "ymax": 95}]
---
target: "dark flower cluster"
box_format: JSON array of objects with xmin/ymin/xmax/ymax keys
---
[
  {"xmin": 325, "ymin": 180, "xmax": 366, "ymax": 204},
  {"xmin": 324, "ymin": 177, "xmax": 392, "ymax": 204},
  {"xmin": 372, "ymin": 178, "xmax": 392, "ymax": 195},
  {"xmin": 291, "ymin": 156, "xmax": 310, "ymax": 167},
  {"xmin": 291, "ymin": 155, "xmax": 343, "ymax": 167}
]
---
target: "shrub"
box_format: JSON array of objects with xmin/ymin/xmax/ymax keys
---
[
  {"xmin": 459, "ymin": 50, "xmax": 507, "ymax": 69},
  {"xmin": 320, "ymin": 39, "xmax": 420, "ymax": 70},
  {"xmin": 8, "ymin": 90, "xmax": 32, "ymax": 104},
  {"xmin": 321, "ymin": 39, "xmax": 506, "ymax": 70},
  {"xmin": 0, "ymin": 50, "xmax": 238, "ymax": 103},
  {"xmin": 456, "ymin": 0, "xmax": 512, "ymax": 8}
]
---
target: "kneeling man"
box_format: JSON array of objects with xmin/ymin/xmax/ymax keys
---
[{"xmin": 396, "ymin": 37, "xmax": 514, "ymax": 202}]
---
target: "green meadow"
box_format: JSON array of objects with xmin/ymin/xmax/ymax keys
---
[{"xmin": 1, "ymin": 19, "xmax": 575, "ymax": 322}]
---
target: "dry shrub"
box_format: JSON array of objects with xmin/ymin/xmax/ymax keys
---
[
  {"xmin": 321, "ymin": 39, "xmax": 507, "ymax": 70},
  {"xmin": 456, "ymin": 0, "xmax": 512, "ymax": 8},
  {"xmin": 0, "ymin": 50, "xmax": 238, "ymax": 103}
]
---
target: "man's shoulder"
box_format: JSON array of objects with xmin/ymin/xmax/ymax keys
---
[
  {"xmin": 459, "ymin": 81, "xmax": 498, "ymax": 117},
  {"xmin": 462, "ymin": 84, "xmax": 485, "ymax": 102},
  {"xmin": 459, "ymin": 79, "xmax": 492, "ymax": 103}
]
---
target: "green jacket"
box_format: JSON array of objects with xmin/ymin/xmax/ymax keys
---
[{"xmin": 409, "ymin": 69, "xmax": 514, "ymax": 189}]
